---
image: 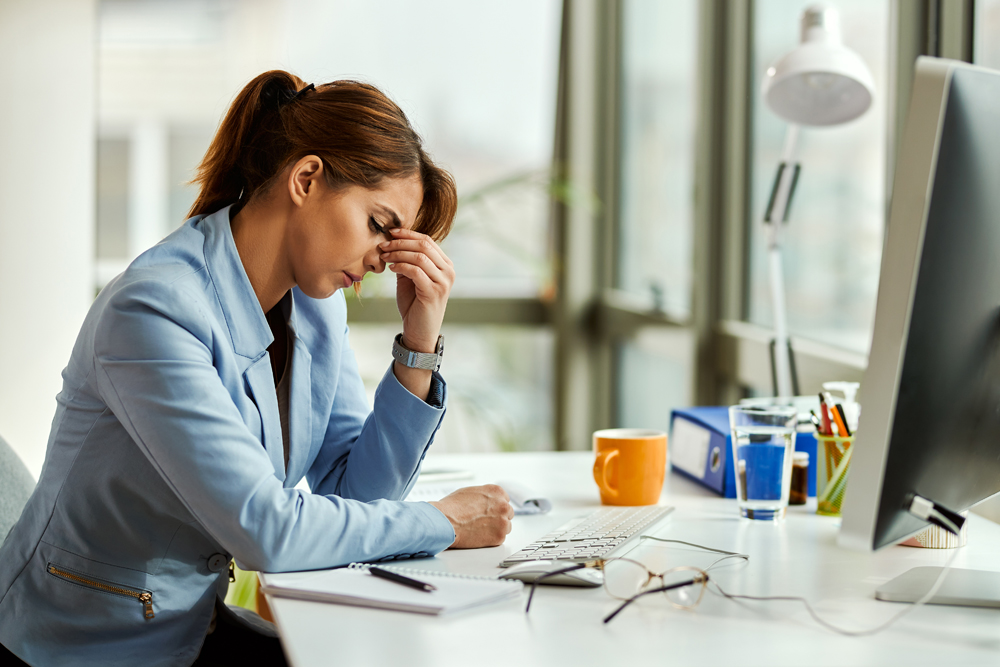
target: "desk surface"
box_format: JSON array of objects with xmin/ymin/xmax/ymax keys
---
[{"xmin": 266, "ymin": 452, "xmax": 1000, "ymax": 667}]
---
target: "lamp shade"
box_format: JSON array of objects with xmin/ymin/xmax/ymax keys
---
[{"xmin": 762, "ymin": 5, "xmax": 875, "ymax": 126}]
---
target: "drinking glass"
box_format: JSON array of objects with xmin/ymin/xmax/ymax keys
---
[{"xmin": 728, "ymin": 405, "xmax": 798, "ymax": 521}]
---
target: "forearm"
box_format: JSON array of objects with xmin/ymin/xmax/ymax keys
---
[
  {"xmin": 310, "ymin": 364, "xmax": 445, "ymax": 500},
  {"xmin": 392, "ymin": 360, "xmax": 432, "ymax": 401}
]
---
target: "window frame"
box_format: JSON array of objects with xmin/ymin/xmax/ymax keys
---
[{"xmin": 347, "ymin": 0, "xmax": 978, "ymax": 449}]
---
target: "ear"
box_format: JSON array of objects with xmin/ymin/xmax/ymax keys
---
[{"xmin": 287, "ymin": 155, "xmax": 325, "ymax": 207}]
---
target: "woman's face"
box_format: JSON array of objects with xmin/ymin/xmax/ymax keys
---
[{"xmin": 287, "ymin": 170, "xmax": 424, "ymax": 300}]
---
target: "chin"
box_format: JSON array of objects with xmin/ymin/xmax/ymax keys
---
[{"xmin": 299, "ymin": 282, "xmax": 339, "ymax": 300}]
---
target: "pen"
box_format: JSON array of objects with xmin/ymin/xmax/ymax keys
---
[
  {"xmin": 368, "ymin": 566, "xmax": 437, "ymax": 592},
  {"xmin": 818, "ymin": 393, "xmax": 833, "ymax": 435},
  {"xmin": 833, "ymin": 403, "xmax": 852, "ymax": 437},
  {"xmin": 809, "ymin": 410, "xmax": 823, "ymax": 432}
]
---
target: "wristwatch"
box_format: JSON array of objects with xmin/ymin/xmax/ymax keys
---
[{"xmin": 392, "ymin": 333, "xmax": 444, "ymax": 372}]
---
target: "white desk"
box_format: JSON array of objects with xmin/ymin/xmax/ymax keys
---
[{"xmin": 266, "ymin": 453, "xmax": 1000, "ymax": 667}]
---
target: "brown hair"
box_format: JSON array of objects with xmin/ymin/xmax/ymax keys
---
[{"xmin": 188, "ymin": 70, "xmax": 457, "ymax": 241}]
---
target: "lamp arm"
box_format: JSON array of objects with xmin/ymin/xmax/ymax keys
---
[{"xmin": 764, "ymin": 124, "xmax": 801, "ymax": 398}]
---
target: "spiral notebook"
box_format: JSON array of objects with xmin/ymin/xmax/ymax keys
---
[{"xmin": 259, "ymin": 564, "xmax": 523, "ymax": 616}]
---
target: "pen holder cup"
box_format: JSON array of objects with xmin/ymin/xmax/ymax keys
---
[{"xmin": 816, "ymin": 434, "xmax": 854, "ymax": 517}]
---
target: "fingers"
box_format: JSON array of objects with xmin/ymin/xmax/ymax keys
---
[
  {"xmin": 388, "ymin": 262, "xmax": 443, "ymax": 299},
  {"xmin": 430, "ymin": 484, "xmax": 514, "ymax": 549},
  {"xmin": 479, "ymin": 484, "xmax": 514, "ymax": 544},
  {"xmin": 379, "ymin": 229, "xmax": 454, "ymax": 273},
  {"xmin": 380, "ymin": 231, "xmax": 455, "ymax": 301},
  {"xmin": 383, "ymin": 250, "xmax": 448, "ymax": 283}
]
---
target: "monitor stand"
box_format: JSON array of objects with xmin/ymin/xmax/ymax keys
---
[{"xmin": 876, "ymin": 567, "xmax": 1000, "ymax": 608}]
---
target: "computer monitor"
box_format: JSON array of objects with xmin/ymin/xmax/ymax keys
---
[{"xmin": 839, "ymin": 57, "xmax": 1000, "ymax": 553}]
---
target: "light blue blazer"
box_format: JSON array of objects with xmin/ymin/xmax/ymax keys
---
[{"xmin": 0, "ymin": 207, "xmax": 455, "ymax": 666}]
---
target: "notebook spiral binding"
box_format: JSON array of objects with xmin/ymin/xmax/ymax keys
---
[{"xmin": 347, "ymin": 562, "xmax": 519, "ymax": 584}]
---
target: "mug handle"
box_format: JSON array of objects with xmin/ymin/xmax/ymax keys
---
[{"xmin": 593, "ymin": 449, "xmax": 620, "ymax": 501}]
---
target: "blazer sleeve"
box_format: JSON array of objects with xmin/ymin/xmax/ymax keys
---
[
  {"xmin": 306, "ymin": 319, "xmax": 449, "ymax": 502},
  {"xmin": 93, "ymin": 280, "xmax": 455, "ymax": 573}
]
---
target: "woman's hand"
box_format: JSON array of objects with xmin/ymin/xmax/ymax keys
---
[
  {"xmin": 379, "ymin": 228, "xmax": 454, "ymax": 400},
  {"xmin": 429, "ymin": 485, "xmax": 514, "ymax": 548},
  {"xmin": 379, "ymin": 227, "xmax": 454, "ymax": 352}
]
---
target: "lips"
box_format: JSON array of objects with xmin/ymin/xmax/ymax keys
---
[{"xmin": 343, "ymin": 271, "xmax": 362, "ymax": 289}]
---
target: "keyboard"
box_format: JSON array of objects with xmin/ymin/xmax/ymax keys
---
[{"xmin": 499, "ymin": 505, "xmax": 674, "ymax": 567}]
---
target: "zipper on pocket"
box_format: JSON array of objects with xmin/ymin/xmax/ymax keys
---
[{"xmin": 47, "ymin": 563, "xmax": 154, "ymax": 619}]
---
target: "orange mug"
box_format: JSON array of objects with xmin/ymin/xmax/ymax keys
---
[{"xmin": 593, "ymin": 429, "xmax": 667, "ymax": 506}]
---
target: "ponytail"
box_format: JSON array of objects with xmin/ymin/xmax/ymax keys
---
[{"xmin": 187, "ymin": 70, "xmax": 457, "ymax": 241}]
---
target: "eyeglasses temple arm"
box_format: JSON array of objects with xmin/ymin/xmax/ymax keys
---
[
  {"xmin": 524, "ymin": 564, "xmax": 588, "ymax": 613},
  {"xmin": 601, "ymin": 576, "xmax": 707, "ymax": 624}
]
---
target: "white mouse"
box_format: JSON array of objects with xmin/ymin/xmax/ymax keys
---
[{"xmin": 498, "ymin": 560, "xmax": 604, "ymax": 587}]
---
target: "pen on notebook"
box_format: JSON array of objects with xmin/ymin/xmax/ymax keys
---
[{"xmin": 368, "ymin": 566, "xmax": 437, "ymax": 592}]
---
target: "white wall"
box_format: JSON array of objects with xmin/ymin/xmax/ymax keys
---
[{"xmin": 0, "ymin": 0, "xmax": 96, "ymax": 477}]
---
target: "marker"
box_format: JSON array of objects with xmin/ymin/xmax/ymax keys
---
[{"xmin": 368, "ymin": 566, "xmax": 437, "ymax": 592}]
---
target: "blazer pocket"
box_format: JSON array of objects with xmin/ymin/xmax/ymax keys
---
[{"xmin": 47, "ymin": 561, "xmax": 155, "ymax": 619}]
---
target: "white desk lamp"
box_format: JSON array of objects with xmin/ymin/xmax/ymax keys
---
[{"xmin": 760, "ymin": 4, "xmax": 874, "ymax": 397}]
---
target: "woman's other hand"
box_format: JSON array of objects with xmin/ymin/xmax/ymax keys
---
[{"xmin": 429, "ymin": 485, "xmax": 514, "ymax": 548}]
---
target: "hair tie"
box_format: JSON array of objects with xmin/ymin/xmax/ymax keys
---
[
  {"xmin": 292, "ymin": 83, "xmax": 315, "ymax": 100},
  {"xmin": 267, "ymin": 83, "xmax": 316, "ymax": 110}
]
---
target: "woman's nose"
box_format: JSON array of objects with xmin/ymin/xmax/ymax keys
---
[{"xmin": 366, "ymin": 246, "xmax": 386, "ymax": 274}]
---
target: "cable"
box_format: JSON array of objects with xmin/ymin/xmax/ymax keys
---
[
  {"xmin": 636, "ymin": 535, "xmax": 750, "ymax": 575},
  {"xmin": 708, "ymin": 546, "xmax": 960, "ymax": 637}
]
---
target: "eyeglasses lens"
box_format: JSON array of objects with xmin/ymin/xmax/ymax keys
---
[
  {"xmin": 662, "ymin": 567, "xmax": 706, "ymax": 609},
  {"xmin": 602, "ymin": 559, "xmax": 649, "ymax": 599}
]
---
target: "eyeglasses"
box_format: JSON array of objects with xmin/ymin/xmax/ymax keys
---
[
  {"xmin": 601, "ymin": 560, "xmax": 710, "ymax": 622},
  {"xmin": 523, "ymin": 537, "xmax": 748, "ymax": 623}
]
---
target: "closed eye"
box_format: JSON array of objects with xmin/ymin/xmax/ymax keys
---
[{"xmin": 369, "ymin": 216, "xmax": 392, "ymax": 241}]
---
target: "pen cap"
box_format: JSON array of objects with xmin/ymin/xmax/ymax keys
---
[{"xmin": 823, "ymin": 381, "xmax": 860, "ymax": 431}]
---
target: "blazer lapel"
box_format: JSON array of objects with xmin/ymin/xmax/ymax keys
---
[
  {"xmin": 284, "ymin": 337, "xmax": 313, "ymax": 487},
  {"xmin": 244, "ymin": 356, "xmax": 286, "ymax": 482}
]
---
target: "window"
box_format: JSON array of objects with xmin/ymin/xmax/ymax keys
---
[
  {"xmin": 614, "ymin": 0, "xmax": 699, "ymax": 426},
  {"xmin": 975, "ymin": 0, "xmax": 1000, "ymax": 68},
  {"xmin": 96, "ymin": 0, "xmax": 562, "ymax": 452},
  {"xmin": 617, "ymin": 0, "xmax": 698, "ymax": 320},
  {"xmin": 748, "ymin": 0, "xmax": 889, "ymax": 355}
]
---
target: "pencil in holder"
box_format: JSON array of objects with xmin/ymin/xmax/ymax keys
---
[{"xmin": 816, "ymin": 434, "xmax": 854, "ymax": 516}]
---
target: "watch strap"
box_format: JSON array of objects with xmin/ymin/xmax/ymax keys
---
[{"xmin": 392, "ymin": 334, "xmax": 444, "ymax": 372}]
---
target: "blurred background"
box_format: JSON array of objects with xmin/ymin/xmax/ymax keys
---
[{"xmin": 0, "ymin": 0, "xmax": 996, "ymax": 478}]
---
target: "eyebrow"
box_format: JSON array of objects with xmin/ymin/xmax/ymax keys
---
[{"xmin": 376, "ymin": 205, "xmax": 403, "ymax": 229}]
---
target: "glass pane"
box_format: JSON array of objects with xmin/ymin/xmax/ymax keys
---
[
  {"xmin": 168, "ymin": 128, "xmax": 212, "ymax": 234},
  {"xmin": 616, "ymin": 328, "xmax": 694, "ymax": 434},
  {"xmin": 348, "ymin": 324, "xmax": 553, "ymax": 452},
  {"xmin": 96, "ymin": 137, "xmax": 129, "ymax": 262},
  {"xmin": 618, "ymin": 0, "xmax": 698, "ymax": 319},
  {"xmin": 748, "ymin": 1, "xmax": 889, "ymax": 354},
  {"xmin": 97, "ymin": 0, "xmax": 560, "ymax": 298},
  {"xmin": 975, "ymin": 0, "xmax": 1000, "ymax": 68}
]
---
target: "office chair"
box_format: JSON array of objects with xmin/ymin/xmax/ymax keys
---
[{"xmin": 0, "ymin": 433, "xmax": 35, "ymax": 543}]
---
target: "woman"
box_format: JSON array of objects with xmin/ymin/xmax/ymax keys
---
[{"xmin": 0, "ymin": 71, "xmax": 513, "ymax": 666}]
